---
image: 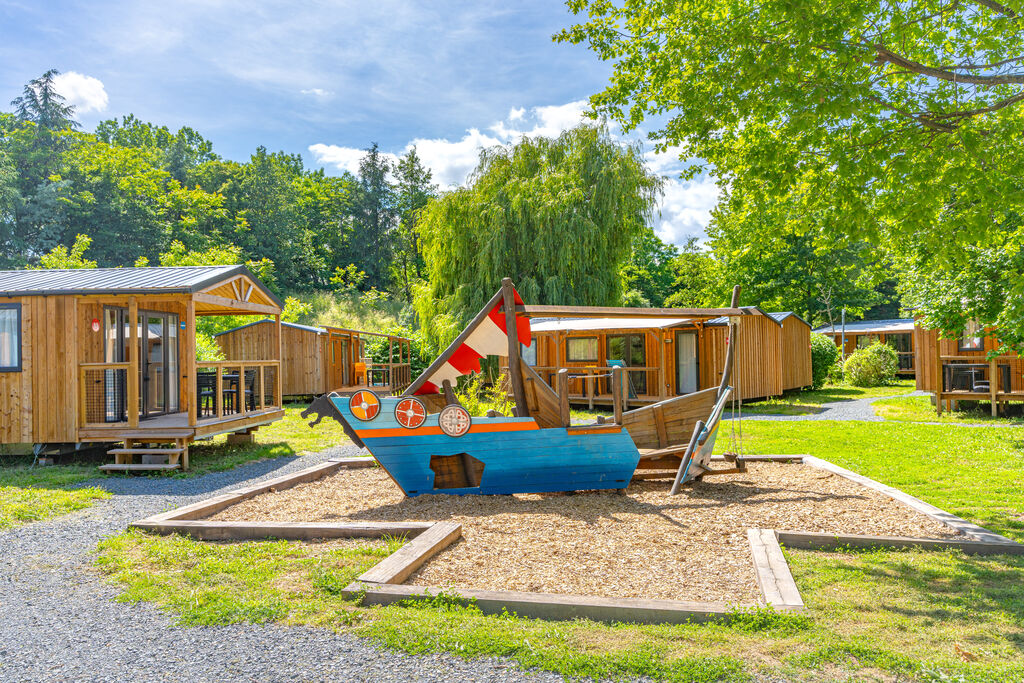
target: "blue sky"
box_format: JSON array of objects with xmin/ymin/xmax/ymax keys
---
[{"xmin": 0, "ymin": 0, "xmax": 718, "ymax": 245}]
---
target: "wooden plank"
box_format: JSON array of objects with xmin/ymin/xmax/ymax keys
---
[
  {"xmin": 131, "ymin": 520, "xmax": 431, "ymax": 541},
  {"xmin": 803, "ymin": 456, "xmax": 1018, "ymax": 544},
  {"xmin": 519, "ymin": 305, "xmax": 749, "ymax": 319},
  {"xmin": 653, "ymin": 405, "xmax": 668, "ymax": 448},
  {"xmin": 186, "ymin": 299, "xmax": 197, "ymax": 427},
  {"xmin": 357, "ymin": 521, "xmax": 462, "ymax": 584},
  {"xmin": 501, "ymin": 278, "xmax": 529, "ymax": 417},
  {"xmin": 274, "ymin": 315, "xmax": 282, "ymax": 407},
  {"xmin": 192, "ymin": 292, "xmax": 280, "ymax": 315},
  {"xmin": 776, "ymin": 530, "xmax": 1024, "ymax": 555},
  {"xmin": 99, "ymin": 463, "xmax": 181, "ymax": 472},
  {"xmin": 990, "ymin": 358, "xmax": 998, "ymax": 417},
  {"xmin": 127, "ymin": 296, "xmax": 139, "ymax": 428},
  {"xmin": 612, "ymin": 366, "xmax": 624, "ymax": 424},
  {"xmin": 557, "ymin": 368, "xmax": 570, "ymax": 427},
  {"xmin": 344, "ymin": 582, "xmax": 736, "ymax": 624}
]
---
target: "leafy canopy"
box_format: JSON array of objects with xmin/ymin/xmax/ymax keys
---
[{"xmin": 558, "ymin": 1, "xmax": 1024, "ymax": 342}]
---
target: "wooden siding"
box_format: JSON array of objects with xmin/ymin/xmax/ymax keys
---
[
  {"xmin": 216, "ymin": 321, "xmax": 326, "ymax": 396},
  {"xmin": 780, "ymin": 317, "xmax": 812, "ymax": 390},
  {"xmin": 914, "ymin": 324, "xmax": 1024, "ymax": 394}
]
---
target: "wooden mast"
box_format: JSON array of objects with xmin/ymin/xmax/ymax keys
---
[
  {"xmin": 718, "ymin": 285, "xmax": 741, "ymax": 399},
  {"xmin": 501, "ymin": 278, "xmax": 529, "ymax": 418}
]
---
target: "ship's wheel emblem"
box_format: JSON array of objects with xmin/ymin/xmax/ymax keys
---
[
  {"xmin": 438, "ymin": 405, "xmax": 472, "ymax": 437},
  {"xmin": 349, "ymin": 390, "xmax": 380, "ymax": 421},
  {"xmin": 394, "ymin": 397, "xmax": 427, "ymax": 429}
]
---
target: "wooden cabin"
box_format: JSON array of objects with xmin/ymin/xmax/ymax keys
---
[
  {"xmin": 0, "ymin": 265, "xmax": 286, "ymax": 471},
  {"xmin": 914, "ymin": 320, "xmax": 1024, "ymax": 416},
  {"xmin": 215, "ymin": 320, "xmax": 412, "ymax": 398},
  {"xmin": 813, "ymin": 319, "xmax": 916, "ymax": 375},
  {"xmin": 517, "ymin": 307, "xmax": 811, "ymax": 406}
]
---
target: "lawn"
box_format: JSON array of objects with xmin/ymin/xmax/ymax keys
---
[
  {"xmin": 0, "ymin": 402, "xmax": 349, "ymax": 530},
  {"xmin": 97, "ymin": 418, "xmax": 1024, "ymax": 681},
  {"xmin": 873, "ymin": 395, "xmax": 1024, "ymax": 425},
  {"xmin": 741, "ymin": 379, "xmax": 917, "ymax": 416}
]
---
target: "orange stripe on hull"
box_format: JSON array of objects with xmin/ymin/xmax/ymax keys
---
[{"xmin": 356, "ymin": 421, "xmax": 541, "ymax": 439}]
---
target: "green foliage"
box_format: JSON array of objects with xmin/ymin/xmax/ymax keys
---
[
  {"xmin": 415, "ymin": 125, "xmax": 661, "ymax": 350},
  {"xmin": 664, "ymin": 238, "xmax": 724, "ymax": 307},
  {"xmin": 391, "ymin": 146, "xmax": 436, "ymax": 301},
  {"xmin": 809, "ymin": 333, "xmax": 840, "ymax": 390},
  {"xmin": 32, "ymin": 233, "xmax": 96, "ymax": 269},
  {"xmin": 329, "ymin": 264, "xmax": 367, "ymax": 293},
  {"xmin": 10, "ymin": 69, "xmax": 79, "ymax": 131},
  {"xmin": 620, "ymin": 228, "xmax": 678, "ymax": 307},
  {"xmin": 843, "ymin": 342, "xmax": 898, "ymax": 388},
  {"xmin": 351, "ymin": 143, "xmax": 396, "ymax": 290},
  {"xmin": 455, "ymin": 373, "xmax": 514, "ymax": 417},
  {"xmin": 195, "ymin": 331, "xmax": 226, "ymax": 362},
  {"xmin": 558, "ymin": 1, "xmax": 1024, "ymax": 340}
]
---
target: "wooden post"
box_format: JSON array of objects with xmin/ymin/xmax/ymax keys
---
[
  {"xmin": 990, "ymin": 358, "xmax": 998, "ymax": 417},
  {"xmin": 127, "ymin": 296, "xmax": 139, "ymax": 428},
  {"xmin": 78, "ymin": 365, "xmax": 87, "ymax": 428},
  {"xmin": 718, "ymin": 286, "xmax": 741, "ymax": 400},
  {"xmin": 442, "ymin": 379, "xmax": 458, "ymax": 406},
  {"xmin": 557, "ymin": 368, "xmax": 570, "ymax": 427},
  {"xmin": 658, "ymin": 330, "xmax": 667, "ymax": 400},
  {"xmin": 239, "ymin": 364, "xmax": 246, "ymax": 415},
  {"xmin": 259, "ymin": 364, "xmax": 266, "ymax": 410},
  {"xmin": 216, "ymin": 362, "xmax": 224, "ymax": 418},
  {"xmin": 501, "ymin": 278, "xmax": 529, "ymax": 418},
  {"xmin": 274, "ymin": 314, "xmax": 283, "ymax": 408},
  {"xmin": 186, "ymin": 299, "xmax": 197, "ymax": 427},
  {"xmin": 935, "ymin": 336, "xmax": 944, "ymax": 416},
  {"xmin": 612, "ymin": 366, "xmax": 624, "ymax": 424}
]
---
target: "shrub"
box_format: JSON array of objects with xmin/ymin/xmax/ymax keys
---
[
  {"xmin": 809, "ymin": 333, "xmax": 840, "ymax": 389},
  {"xmin": 843, "ymin": 342, "xmax": 899, "ymax": 387}
]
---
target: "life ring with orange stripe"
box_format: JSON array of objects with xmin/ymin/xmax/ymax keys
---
[
  {"xmin": 394, "ymin": 397, "xmax": 426, "ymax": 429},
  {"xmin": 349, "ymin": 390, "xmax": 380, "ymax": 421}
]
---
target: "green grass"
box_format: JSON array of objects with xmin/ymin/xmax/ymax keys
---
[
  {"xmin": 0, "ymin": 460, "xmax": 110, "ymax": 530},
  {"xmin": 96, "ymin": 418, "xmax": 1024, "ymax": 681},
  {"xmin": 741, "ymin": 379, "xmax": 916, "ymax": 416},
  {"xmin": 714, "ymin": 419, "xmax": 1024, "ymax": 542},
  {"xmin": 874, "ymin": 395, "xmax": 1024, "ymax": 425}
]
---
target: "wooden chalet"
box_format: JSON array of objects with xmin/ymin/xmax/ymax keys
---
[
  {"xmin": 813, "ymin": 318, "xmax": 916, "ymax": 375},
  {"xmin": 215, "ymin": 320, "xmax": 412, "ymax": 398},
  {"xmin": 914, "ymin": 320, "xmax": 1024, "ymax": 416},
  {"xmin": 0, "ymin": 265, "xmax": 286, "ymax": 471},
  {"xmin": 513, "ymin": 306, "xmax": 811, "ymax": 406}
]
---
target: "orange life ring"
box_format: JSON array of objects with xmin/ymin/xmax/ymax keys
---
[{"xmin": 349, "ymin": 390, "xmax": 380, "ymax": 421}]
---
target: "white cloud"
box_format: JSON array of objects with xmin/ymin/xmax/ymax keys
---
[
  {"xmin": 300, "ymin": 88, "xmax": 332, "ymax": 97},
  {"xmin": 309, "ymin": 100, "xmax": 721, "ymax": 245},
  {"xmin": 52, "ymin": 71, "xmax": 108, "ymax": 114},
  {"xmin": 307, "ymin": 143, "xmax": 399, "ymax": 176}
]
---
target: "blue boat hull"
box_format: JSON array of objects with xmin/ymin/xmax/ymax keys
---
[{"xmin": 326, "ymin": 395, "xmax": 640, "ymax": 496}]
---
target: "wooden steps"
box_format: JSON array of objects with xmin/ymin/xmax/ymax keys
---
[
  {"xmin": 103, "ymin": 437, "xmax": 190, "ymax": 473},
  {"xmin": 99, "ymin": 463, "xmax": 181, "ymax": 472}
]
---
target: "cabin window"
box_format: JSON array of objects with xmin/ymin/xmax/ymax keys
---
[
  {"xmin": 856, "ymin": 334, "xmax": 880, "ymax": 349},
  {"xmin": 0, "ymin": 303, "xmax": 21, "ymax": 371},
  {"xmin": 521, "ymin": 338, "xmax": 537, "ymax": 366},
  {"xmin": 959, "ymin": 320, "xmax": 984, "ymax": 351},
  {"xmin": 566, "ymin": 337, "xmax": 598, "ymax": 362}
]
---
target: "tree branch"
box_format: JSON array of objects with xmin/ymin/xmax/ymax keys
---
[
  {"xmin": 970, "ymin": 0, "xmax": 1018, "ymax": 18},
  {"xmin": 874, "ymin": 45, "xmax": 1024, "ymax": 85}
]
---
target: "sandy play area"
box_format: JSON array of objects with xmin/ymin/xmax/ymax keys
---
[{"xmin": 208, "ymin": 463, "xmax": 960, "ymax": 603}]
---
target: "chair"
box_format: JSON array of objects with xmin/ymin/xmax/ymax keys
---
[
  {"xmin": 243, "ymin": 369, "xmax": 258, "ymax": 411},
  {"xmin": 196, "ymin": 372, "xmax": 216, "ymax": 417}
]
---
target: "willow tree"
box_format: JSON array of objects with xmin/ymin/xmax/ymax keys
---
[{"xmin": 414, "ymin": 125, "xmax": 661, "ymax": 351}]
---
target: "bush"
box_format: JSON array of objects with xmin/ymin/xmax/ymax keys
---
[
  {"xmin": 843, "ymin": 342, "xmax": 899, "ymax": 387},
  {"xmin": 809, "ymin": 333, "xmax": 840, "ymax": 389}
]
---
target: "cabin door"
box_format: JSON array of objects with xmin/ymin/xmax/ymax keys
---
[
  {"xmin": 675, "ymin": 331, "xmax": 699, "ymax": 394},
  {"xmin": 606, "ymin": 334, "xmax": 647, "ymax": 395},
  {"xmin": 140, "ymin": 312, "xmax": 179, "ymax": 418}
]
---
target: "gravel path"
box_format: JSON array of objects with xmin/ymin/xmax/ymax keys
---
[
  {"xmin": 732, "ymin": 390, "xmax": 921, "ymax": 422},
  {"xmin": 0, "ymin": 446, "xmax": 564, "ymax": 683}
]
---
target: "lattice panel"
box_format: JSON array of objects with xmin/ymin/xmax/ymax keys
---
[{"xmin": 83, "ymin": 368, "xmax": 126, "ymax": 424}]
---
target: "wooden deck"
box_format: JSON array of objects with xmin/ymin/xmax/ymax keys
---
[{"xmin": 79, "ymin": 407, "xmax": 284, "ymax": 442}]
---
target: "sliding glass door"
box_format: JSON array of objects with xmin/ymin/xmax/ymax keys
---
[
  {"xmin": 606, "ymin": 334, "xmax": 647, "ymax": 395},
  {"xmin": 675, "ymin": 331, "xmax": 699, "ymax": 394},
  {"xmin": 104, "ymin": 307, "xmax": 179, "ymax": 420}
]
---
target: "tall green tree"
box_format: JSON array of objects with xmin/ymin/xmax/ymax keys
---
[
  {"xmin": 663, "ymin": 238, "xmax": 724, "ymax": 308},
  {"xmin": 95, "ymin": 115, "xmax": 218, "ymax": 184},
  {"xmin": 351, "ymin": 143, "xmax": 396, "ymax": 290},
  {"xmin": 558, "ymin": 1, "xmax": 1024, "ymax": 341},
  {"xmin": 392, "ymin": 146, "xmax": 436, "ymax": 301},
  {"xmin": 621, "ymin": 228, "xmax": 678, "ymax": 307},
  {"xmin": 10, "ymin": 69, "xmax": 78, "ymax": 131},
  {"xmin": 415, "ymin": 124, "xmax": 661, "ymax": 350}
]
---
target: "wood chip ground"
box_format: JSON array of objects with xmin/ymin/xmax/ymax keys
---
[{"xmin": 208, "ymin": 463, "xmax": 959, "ymax": 603}]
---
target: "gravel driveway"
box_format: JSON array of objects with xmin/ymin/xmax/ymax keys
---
[
  {"xmin": 0, "ymin": 446, "xmax": 564, "ymax": 683},
  {"xmin": 732, "ymin": 391, "xmax": 925, "ymax": 422}
]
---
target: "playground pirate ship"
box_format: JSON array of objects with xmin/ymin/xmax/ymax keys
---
[{"xmin": 303, "ymin": 279, "xmax": 744, "ymax": 496}]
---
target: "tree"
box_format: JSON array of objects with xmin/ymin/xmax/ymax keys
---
[
  {"xmin": 31, "ymin": 233, "xmax": 97, "ymax": 269},
  {"xmin": 351, "ymin": 143, "xmax": 396, "ymax": 290},
  {"xmin": 620, "ymin": 228, "xmax": 678, "ymax": 307},
  {"xmin": 95, "ymin": 115, "xmax": 218, "ymax": 184},
  {"xmin": 11, "ymin": 69, "xmax": 79, "ymax": 131},
  {"xmin": 706, "ymin": 190, "xmax": 891, "ymax": 326},
  {"xmin": 392, "ymin": 146, "xmax": 435, "ymax": 301},
  {"xmin": 663, "ymin": 238, "xmax": 724, "ymax": 308},
  {"xmin": 415, "ymin": 124, "xmax": 662, "ymax": 350},
  {"xmin": 558, "ymin": 1, "xmax": 1024, "ymax": 338}
]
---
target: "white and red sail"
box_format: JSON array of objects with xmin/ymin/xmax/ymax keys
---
[{"xmin": 413, "ymin": 288, "xmax": 531, "ymax": 395}]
